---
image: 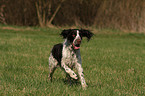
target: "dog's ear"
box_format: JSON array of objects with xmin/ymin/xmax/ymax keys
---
[
  {"xmin": 80, "ymin": 29, "xmax": 94, "ymax": 41},
  {"xmin": 60, "ymin": 29, "xmax": 71, "ymax": 39}
]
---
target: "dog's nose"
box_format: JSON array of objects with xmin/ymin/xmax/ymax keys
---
[{"xmin": 77, "ymin": 39, "xmax": 81, "ymax": 44}]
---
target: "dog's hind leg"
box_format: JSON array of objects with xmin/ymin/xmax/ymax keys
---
[
  {"xmin": 49, "ymin": 67, "xmax": 57, "ymax": 82},
  {"xmin": 48, "ymin": 54, "xmax": 58, "ymax": 82},
  {"xmin": 65, "ymin": 74, "xmax": 72, "ymax": 85}
]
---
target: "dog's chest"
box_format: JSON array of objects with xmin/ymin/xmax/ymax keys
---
[{"xmin": 62, "ymin": 46, "xmax": 78, "ymax": 66}]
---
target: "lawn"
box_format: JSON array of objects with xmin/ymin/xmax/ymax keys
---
[{"xmin": 0, "ymin": 25, "xmax": 145, "ymax": 95}]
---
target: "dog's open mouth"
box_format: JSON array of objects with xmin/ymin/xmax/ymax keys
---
[
  {"xmin": 72, "ymin": 43, "xmax": 80, "ymax": 50},
  {"xmin": 72, "ymin": 39, "xmax": 81, "ymax": 50}
]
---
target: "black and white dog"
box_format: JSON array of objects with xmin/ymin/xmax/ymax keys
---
[{"xmin": 48, "ymin": 29, "xmax": 93, "ymax": 89}]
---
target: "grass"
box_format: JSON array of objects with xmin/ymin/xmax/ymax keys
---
[{"xmin": 0, "ymin": 25, "xmax": 145, "ymax": 96}]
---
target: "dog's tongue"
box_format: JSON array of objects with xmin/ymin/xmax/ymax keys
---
[
  {"xmin": 74, "ymin": 46, "xmax": 80, "ymax": 50},
  {"xmin": 72, "ymin": 44, "xmax": 80, "ymax": 49}
]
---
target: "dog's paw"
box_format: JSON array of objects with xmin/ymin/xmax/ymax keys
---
[
  {"xmin": 48, "ymin": 76, "xmax": 52, "ymax": 82},
  {"xmin": 70, "ymin": 72, "xmax": 78, "ymax": 79},
  {"xmin": 82, "ymin": 84, "xmax": 88, "ymax": 90}
]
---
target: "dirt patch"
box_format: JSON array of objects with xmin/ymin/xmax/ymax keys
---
[
  {"xmin": 0, "ymin": 26, "xmax": 39, "ymax": 31},
  {"xmin": 2, "ymin": 27, "xmax": 21, "ymax": 31}
]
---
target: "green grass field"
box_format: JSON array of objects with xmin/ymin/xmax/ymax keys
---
[{"xmin": 0, "ymin": 25, "xmax": 145, "ymax": 96}]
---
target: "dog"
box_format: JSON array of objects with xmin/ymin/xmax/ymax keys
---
[{"xmin": 48, "ymin": 29, "xmax": 93, "ymax": 89}]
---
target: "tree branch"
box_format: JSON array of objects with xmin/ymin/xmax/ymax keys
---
[{"xmin": 47, "ymin": 0, "xmax": 65, "ymax": 26}]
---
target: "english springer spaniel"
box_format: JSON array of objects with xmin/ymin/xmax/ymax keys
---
[{"xmin": 48, "ymin": 29, "xmax": 93, "ymax": 89}]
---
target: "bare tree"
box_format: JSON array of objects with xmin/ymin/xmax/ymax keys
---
[
  {"xmin": 0, "ymin": 5, "xmax": 6, "ymax": 24},
  {"xmin": 35, "ymin": 0, "xmax": 65, "ymax": 27}
]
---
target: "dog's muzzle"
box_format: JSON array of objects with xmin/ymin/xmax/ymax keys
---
[{"xmin": 72, "ymin": 39, "xmax": 81, "ymax": 50}]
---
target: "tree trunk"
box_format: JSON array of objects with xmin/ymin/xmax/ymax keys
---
[
  {"xmin": 35, "ymin": 2, "xmax": 45, "ymax": 27},
  {"xmin": 35, "ymin": 0, "xmax": 65, "ymax": 27},
  {"xmin": 47, "ymin": 0, "xmax": 65, "ymax": 26},
  {"xmin": 0, "ymin": 5, "xmax": 6, "ymax": 24}
]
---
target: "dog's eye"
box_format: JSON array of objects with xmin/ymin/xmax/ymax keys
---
[{"xmin": 72, "ymin": 35, "xmax": 75, "ymax": 37}]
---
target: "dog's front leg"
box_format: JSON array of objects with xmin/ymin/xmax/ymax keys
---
[
  {"xmin": 61, "ymin": 60, "xmax": 78, "ymax": 80},
  {"xmin": 76, "ymin": 63, "xmax": 87, "ymax": 89},
  {"xmin": 76, "ymin": 50, "xmax": 87, "ymax": 89}
]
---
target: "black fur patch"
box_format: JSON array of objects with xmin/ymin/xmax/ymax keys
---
[
  {"xmin": 60, "ymin": 29, "xmax": 81, "ymax": 43},
  {"xmin": 51, "ymin": 43, "xmax": 63, "ymax": 64},
  {"xmin": 79, "ymin": 29, "xmax": 94, "ymax": 41},
  {"xmin": 60, "ymin": 29, "xmax": 72, "ymax": 39},
  {"xmin": 67, "ymin": 30, "xmax": 77, "ymax": 43}
]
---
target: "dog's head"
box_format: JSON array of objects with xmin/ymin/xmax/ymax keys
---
[{"xmin": 60, "ymin": 29, "xmax": 93, "ymax": 50}]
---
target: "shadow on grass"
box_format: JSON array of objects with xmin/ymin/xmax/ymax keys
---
[{"xmin": 47, "ymin": 77, "xmax": 81, "ymax": 87}]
